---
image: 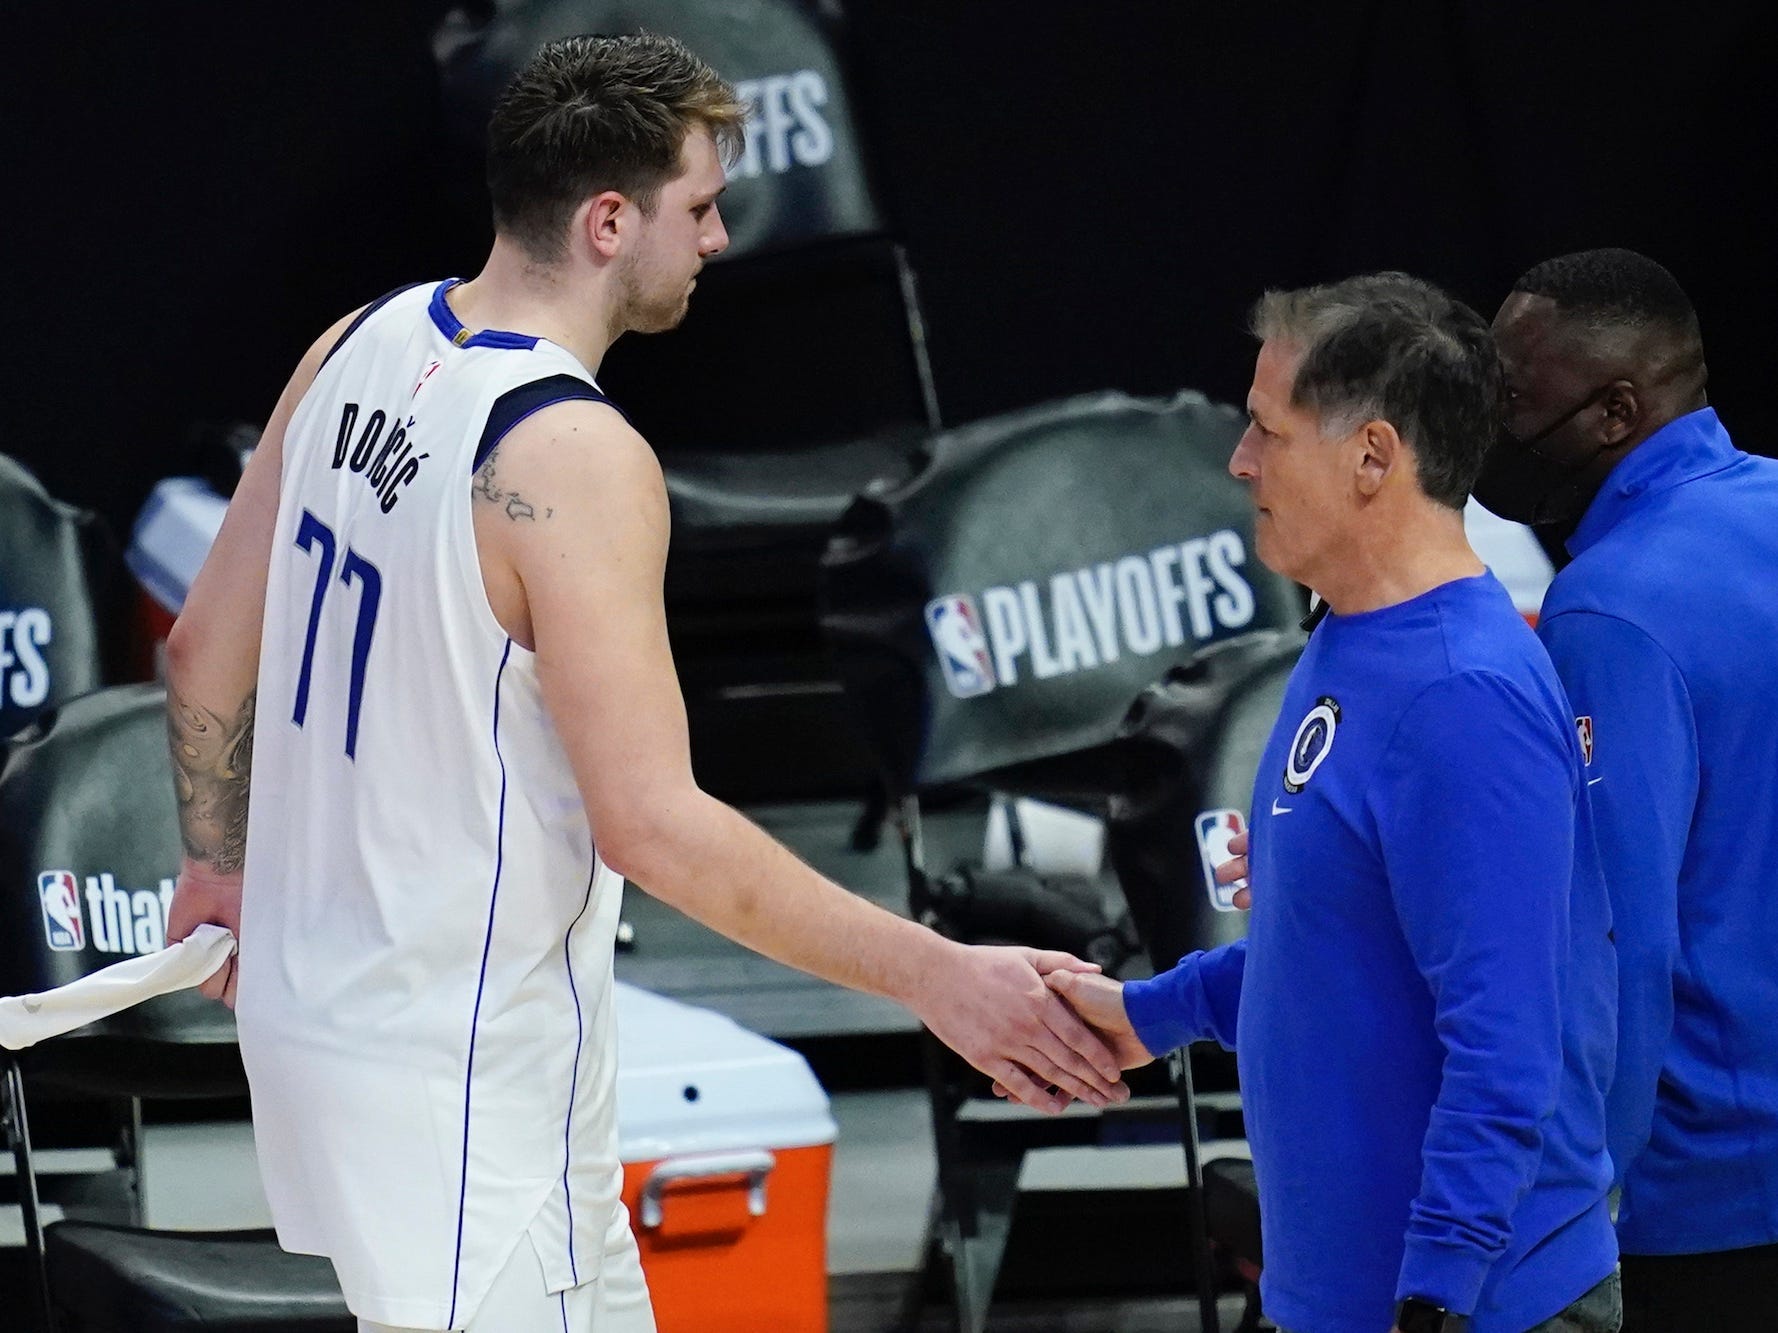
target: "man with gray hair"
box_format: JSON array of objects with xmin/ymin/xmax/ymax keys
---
[{"xmin": 1050, "ymin": 274, "xmax": 1621, "ymax": 1332}]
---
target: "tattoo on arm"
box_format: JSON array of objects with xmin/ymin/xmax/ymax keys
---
[
  {"xmin": 167, "ymin": 689, "xmax": 256, "ymax": 874},
  {"xmin": 473, "ymin": 449, "xmax": 554, "ymax": 522}
]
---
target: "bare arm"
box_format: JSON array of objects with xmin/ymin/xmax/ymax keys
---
[
  {"xmin": 163, "ymin": 308, "xmax": 361, "ymax": 1002},
  {"xmin": 481, "ymin": 404, "xmax": 1127, "ymax": 1112}
]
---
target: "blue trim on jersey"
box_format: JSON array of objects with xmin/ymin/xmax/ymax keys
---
[
  {"xmin": 473, "ymin": 375, "xmax": 619, "ymax": 475},
  {"xmin": 321, "ymin": 283, "xmax": 426, "ymax": 367},
  {"xmin": 560, "ymin": 866, "xmax": 596, "ymax": 1284},
  {"xmin": 429, "ymin": 279, "xmax": 541, "ymax": 351},
  {"xmin": 450, "ymin": 637, "xmax": 515, "ymax": 1327},
  {"xmin": 559, "ymin": 1291, "xmax": 570, "ymax": 1333}
]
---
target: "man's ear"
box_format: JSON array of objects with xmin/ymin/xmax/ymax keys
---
[
  {"xmin": 579, "ymin": 190, "xmax": 629, "ymax": 260},
  {"xmin": 1355, "ymin": 419, "xmax": 1401, "ymax": 498},
  {"xmin": 1600, "ymin": 379, "xmax": 1641, "ymax": 448}
]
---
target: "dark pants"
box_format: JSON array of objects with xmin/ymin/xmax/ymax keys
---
[
  {"xmin": 1280, "ymin": 1272, "xmax": 1628, "ymax": 1333},
  {"xmin": 1621, "ymin": 1241, "xmax": 1778, "ymax": 1333},
  {"xmin": 1524, "ymin": 1271, "xmax": 1622, "ymax": 1333},
  {"xmin": 1276, "ymin": 1272, "xmax": 1621, "ymax": 1333}
]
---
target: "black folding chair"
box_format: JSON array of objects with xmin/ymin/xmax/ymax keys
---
[
  {"xmin": 436, "ymin": 0, "xmax": 939, "ymax": 805},
  {"xmin": 0, "ymin": 453, "xmax": 129, "ymax": 741},
  {"xmin": 820, "ymin": 388, "xmax": 1303, "ymax": 1330},
  {"xmin": 0, "ymin": 685, "xmax": 352, "ymax": 1333},
  {"xmin": 1108, "ymin": 629, "xmax": 1309, "ymax": 1333}
]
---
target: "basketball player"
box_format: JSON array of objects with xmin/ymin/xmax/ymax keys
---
[{"xmin": 160, "ymin": 34, "xmax": 1125, "ymax": 1333}]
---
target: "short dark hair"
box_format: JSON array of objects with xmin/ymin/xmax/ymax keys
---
[
  {"xmin": 1512, "ymin": 247, "xmax": 1700, "ymax": 340},
  {"xmin": 1249, "ymin": 273, "xmax": 1500, "ymax": 510},
  {"xmin": 487, "ymin": 33, "xmax": 747, "ymax": 264}
]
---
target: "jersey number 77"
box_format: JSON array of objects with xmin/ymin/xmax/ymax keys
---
[{"xmin": 290, "ymin": 509, "xmax": 382, "ymax": 759}]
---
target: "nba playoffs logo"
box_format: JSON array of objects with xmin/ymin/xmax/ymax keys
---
[
  {"xmin": 38, "ymin": 871, "xmax": 85, "ymax": 952},
  {"xmin": 1194, "ymin": 809, "xmax": 1247, "ymax": 912},
  {"xmin": 1284, "ymin": 696, "xmax": 1340, "ymax": 793},
  {"xmin": 925, "ymin": 595, "xmax": 997, "ymax": 698}
]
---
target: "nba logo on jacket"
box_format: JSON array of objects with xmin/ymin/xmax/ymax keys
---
[
  {"xmin": 1575, "ymin": 715, "xmax": 1595, "ymax": 765},
  {"xmin": 925, "ymin": 594, "xmax": 997, "ymax": 698},
  {"xmin": 38, "ymin": 871, "xmax": 85, "ymax": 951}
]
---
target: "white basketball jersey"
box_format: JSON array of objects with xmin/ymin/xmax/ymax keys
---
[{"xmin": 238, "ymin": 281, "xmax": 632, "ymax": 1329}]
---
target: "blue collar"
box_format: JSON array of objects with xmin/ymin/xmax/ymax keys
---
[
  {"xmin": 1568, "ymin": 407, "xmax": 1740, "ymax": 557},
  {"xmin": 427, "ymin": 279, "xmax": 540, "ymax": 351}
]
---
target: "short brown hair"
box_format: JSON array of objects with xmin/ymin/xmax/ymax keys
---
[{"xmin": 487, "ymin": 33, "xmax": 747, "ymax": 263}]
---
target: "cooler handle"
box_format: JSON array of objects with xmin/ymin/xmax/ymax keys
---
[{"xmin": 639, "ymin": 1149, "xmax": 777, "ymax": 1229}]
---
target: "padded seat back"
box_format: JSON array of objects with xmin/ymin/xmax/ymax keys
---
[
  {"xmin": 1107, "ymin": 630, "xmax": 1305, "ymax": 967},
  {"xmin": 437, "ymin": 0, "xmax": 886, "ymax": 262},
  {"xmin": 821, "ymin": 390, "xmax": 1302, "ymax": 799},
  {"xmin": 1, "ymin": 454, "xmax": 126, "ymax": 739},
  {"xmin": 0, "ymin": 684, "xmax": 238, "ymax": 1097}
]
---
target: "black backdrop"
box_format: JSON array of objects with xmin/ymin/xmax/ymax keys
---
[{"xmin": 4, "ymin": 1, "xmax": 1774, "ymax": 537}]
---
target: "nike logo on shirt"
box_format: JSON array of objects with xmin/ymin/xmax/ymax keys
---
[{"xmin": 1272, "ymin": 799, "xmax": 1293, "ymax": 815}]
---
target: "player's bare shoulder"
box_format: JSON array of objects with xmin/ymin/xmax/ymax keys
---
[
  {"xmin": 472, "ymin": 398, "xmax": 667, "ymax": 649},
  {"xmin": 471, "ymin": 397, "xmax": 662, "ymax": 529}
]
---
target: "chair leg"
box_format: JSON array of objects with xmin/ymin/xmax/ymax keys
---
[
  {"xmin": 3, "ymin": 1058, "xmax": 56, "ymax": 1333},
  {"xmin": 1172, "ymin": 1047, "xmax": 1221, "ymax": 1333},
  {"xmin": 1234, "ymin": 1277, "xmax": 1265, "ymax": 1333},
  {"xmin": 901, "ymin": 795, "xmax": 991, "ymax": 1332},
  {"xmin": 126, "ymin": 1096, "xmax": 146, "ymax": 1226},
  {"xmin": 849, "ymin": 780, "xmax": 889, "ymax": 852}
]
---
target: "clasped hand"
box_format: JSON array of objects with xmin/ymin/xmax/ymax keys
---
[{"xmin": 986, "ymin": 829, "xmax": 1252, "ymax": 1105}]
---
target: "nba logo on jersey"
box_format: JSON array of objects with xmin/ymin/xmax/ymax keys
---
[
  {"xmin": 38, "ymin": 871, "xmax": 85, "ymax": 951},
  {"xmin": 925, "ymin": 595, "xmax": 997, "ymax": 698},
  {"xmin": 1194, "ymin": 809, "xmax": 1247, "ymax": 912},
  {"xmin": 1575, "ymin": 715, "xmax": 1595, "ymax": 765}
]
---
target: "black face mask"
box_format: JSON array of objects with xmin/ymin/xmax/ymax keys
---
[{"xmin": 1471, "ymin": 384, "xmax": 1616, "ymax": 527}]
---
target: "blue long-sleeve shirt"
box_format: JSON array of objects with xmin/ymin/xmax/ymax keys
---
[
  {"xmin": 1126, "ymin": 573, "xmax": 1617, "ymax": 1333},
  {"xmin": 1537, "ymin": 406, "xmax": 1778, "ymax": 1256}
]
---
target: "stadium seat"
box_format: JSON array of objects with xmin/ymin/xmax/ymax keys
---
[
  {"xmin": 0, "ymin": 685, "xmax": 352, "ymax": 1333},
  {"xmin": 0, "ymin": 455, "xmax": 129, "ymax": 742}
]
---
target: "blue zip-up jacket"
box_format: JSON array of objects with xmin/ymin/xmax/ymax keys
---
[
  {"xmin": 1126, "ymin": 574, "xmax": 1618, "ymax": 1333},
  {"xmin": 1538, "ymin": 406, "xmax": 1778, "ymax": 1255}
]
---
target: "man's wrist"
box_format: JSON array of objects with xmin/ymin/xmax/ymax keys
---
[
  {"xmin": 179, "ymin": 858, "xmax": 245, "ymax": 890},
  {"xmin": 886, "ymin": 923, "xmax": 960, "ymax": 1010}
]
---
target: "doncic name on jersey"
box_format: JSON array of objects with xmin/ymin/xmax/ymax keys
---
[
  {"xmin": 331, "ymin": 401, "xmax": 427, "ymax": 513},
  {"xmin": 38, "ymin": 870, "xmax": 178, "ymax": 956},
  {"xmin": 925, "ymin": 531, "xmax": 1257, "ymax": 698}
]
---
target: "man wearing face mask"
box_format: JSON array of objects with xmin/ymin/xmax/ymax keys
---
[{"xmin": 1474, "ymin": 247, "xmax": 1778, "ymax": 1330}]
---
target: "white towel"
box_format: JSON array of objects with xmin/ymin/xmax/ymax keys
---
[{"xmin": 0, "ymin": 924, "xmax": 237, "ymax": 1051}]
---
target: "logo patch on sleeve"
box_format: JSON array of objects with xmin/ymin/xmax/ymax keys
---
[{"xmin": 1575, "ymin": 715, "xmax": 1594, "ymax": 765}]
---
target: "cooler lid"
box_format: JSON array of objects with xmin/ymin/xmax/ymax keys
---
[
  {"xmin": 614, "ymin": 981, "xmax": 836, "ymax": 1161},
  {"xmin": 127, "ymin": 478, "xmax": 228, "ymax": 614}
]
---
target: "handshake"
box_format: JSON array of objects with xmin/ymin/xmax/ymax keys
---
[{"xmin": 959, "ymin": 829, "xmax": 1250, "ymax": 1112}]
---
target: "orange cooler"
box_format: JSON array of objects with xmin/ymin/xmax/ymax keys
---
[{"xmin": 613, "ymin": 982, "xmax": 837, "ymax": 1332}]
